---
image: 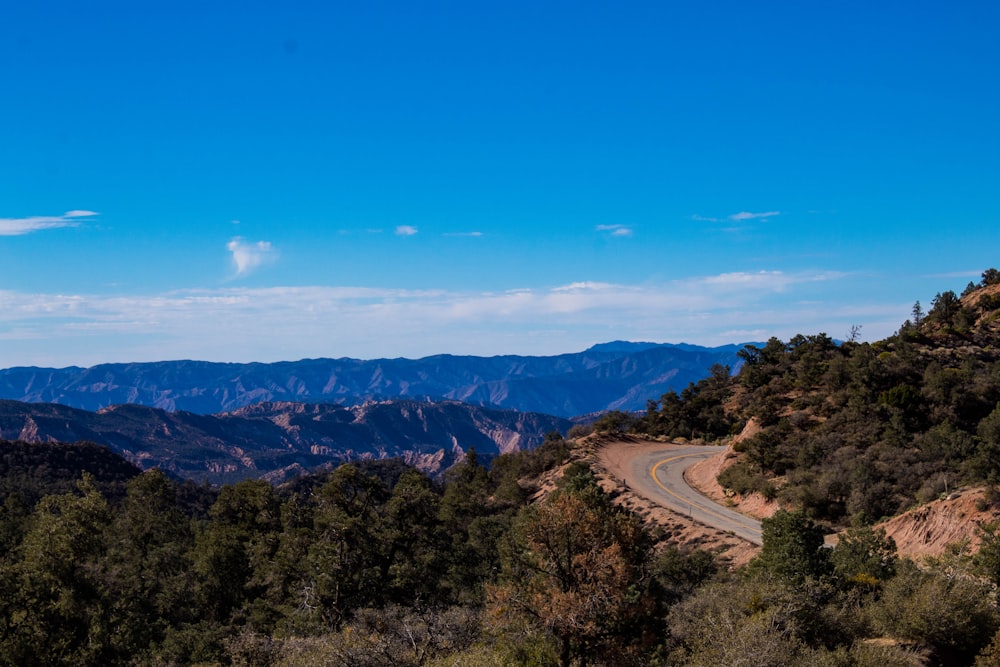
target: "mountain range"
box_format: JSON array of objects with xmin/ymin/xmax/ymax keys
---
[
  {"xmin": 0, "ymin": 398, "xmax": 571, "ymax": 483},
  {"xmin": 0, "ymin": 341, "xmax": 748, "ymax": 417}
]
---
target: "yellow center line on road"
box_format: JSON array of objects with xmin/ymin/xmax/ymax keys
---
[{"xmin": 650, "ymin": 453, "xmax": 762, "ymax": 537}]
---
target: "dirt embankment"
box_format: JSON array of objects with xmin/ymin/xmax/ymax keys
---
[
  {"xmin": 684, "ymin": 448, "xmax": 781, "ymax": 521},
  {"xmin": 684, "ymin": 436, "xmax": 1000, "ymax": 561},
  {"xmin": 684, "ymin": 418, "xmax": 781, "ymax": 520},
  {"xmin": 878, "ymin": 489, "xmax": 1000, "ymax": 560},
  {"xmin": 572, "ymin": 424, "xmax": 1000, "ymax": 568}
]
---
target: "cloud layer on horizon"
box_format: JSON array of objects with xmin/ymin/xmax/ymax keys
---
[{"xmin": 0, "ymin": 269, "xmax": 905, "ymax": 367}]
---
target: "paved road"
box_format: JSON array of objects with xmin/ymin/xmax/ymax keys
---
[{"xmin": 618, "ymin": 444, "xmax": 763, "ymax": 545}]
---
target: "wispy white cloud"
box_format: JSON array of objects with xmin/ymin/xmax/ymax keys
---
[
  {"xmin": 701, "ymin": 270, "xmax": 788, "ymax": 287},
  {"xmin": 729, "ymin": 210, "xmax": 780, "ymax": 222},
  {"xmin": 697, "ymin": 270, "xmax": 847, "ymax": 290},
  {"xmin": 551, "ymin": 281, "xmax": 616, "ymax": 292},
  {"xmin": 444, "ymin": 231, "xmax": 483, "ymax": 237},
  {"xmin": 692, "ymin": 210, "xmax": 781, "ymax": 224},
  {"xmin": 596, "ymin": 224, "xmax": 633, "ymax": 237},
  {"xmin": 395, "ymin": 225, "xmax": 418, "ymax": 236},
  {"xmin": 227, "ymin": 237, "xmax": 277, "ymax": 276},
  {"xmin": 0, "ymin": 210, "xmax": 98, "ymax": 236}
]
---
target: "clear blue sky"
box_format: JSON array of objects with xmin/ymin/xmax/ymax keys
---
[{"xmin": 2, "ymin": 1, "xmax": 998, "ymax": 367}]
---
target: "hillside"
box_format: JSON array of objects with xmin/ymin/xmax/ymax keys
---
[
  {"xmin": 0, "ymin": 399, "xmax": 571, "ymax": 483},
  {"xmin": 635, "ymin": 270, "xmax": 1000, "ymax": 530},
  {"xmin": 0, "ymin": 439, "xmax": 141, "ymax": 507},
  {"xmin": 0, "ymin": 341, "xmax": 747, "ymax": 417}
]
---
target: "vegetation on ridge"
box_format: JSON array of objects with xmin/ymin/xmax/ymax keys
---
[{"xmin": 621, "ymin": 268, "xmax": 1000, "ymax": 528}]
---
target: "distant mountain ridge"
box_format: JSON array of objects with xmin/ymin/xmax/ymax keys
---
[
  {"xmin": 0, "ymin": 341, "xmax": 749, "ymax": 417},
  {"xmin": 0, "ymin": 398, "xmax": 571, "ymax": 483}
]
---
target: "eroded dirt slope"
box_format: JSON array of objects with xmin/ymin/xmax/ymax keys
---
[{"xmin": 591, "ymin": 433, "xmax": 1000, "ymax": 565}]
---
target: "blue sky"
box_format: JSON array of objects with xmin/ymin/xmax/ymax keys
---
[{"xmin": 2, "ymin": 1, "xmax": 998, "ymax": 367}]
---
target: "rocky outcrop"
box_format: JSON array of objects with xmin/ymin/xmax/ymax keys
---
[{"xmin": 0, "ymin": 398, "xmax": 570, "ymax": 484}]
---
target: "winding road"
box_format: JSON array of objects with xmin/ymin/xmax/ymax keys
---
[{"xmin": 606, "ymin": 442, "xmax": 763, "ymax": 545}]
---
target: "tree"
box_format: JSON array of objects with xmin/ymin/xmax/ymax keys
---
[
  {"xmin": 592, "ymin": 410, "xmax": 636, "ymax": 434},
  {"xmin": 930, "ymin": 290, "xmax": 960, "ymax": 326},
  {"xmin": 2, "ymin": 475, "xmax": 113, "ymax": 666},
  {"xmin": 439, "ymin": 447, "xmax": 496, "ymax": 603},
  {"xmin": 748, "ymin": 510, "xmax": 830, "ymax": 583},
  {"xmin": 831, "ymin": 524, "xmax": 897, "ymax": 587},
  {"xmin": 380, "ymin": 468, "xmax": 446, "ymax": 604},
  {"xmin": 666, "ymin": 577, "xmax": 814, "ymax": 667},
  {"xmin": 489, "ymin": 481, "xmax": 652, "ymax": 666},
  {"xmin": 191, "ymin": 478, "xmax": 281, "ymax": 625},
  {"xmin": 304, "ymin": 464, "xmax": 390, "ymax": 628},
  {"xmin": 874, "ymin": 564, "xmax": 999, "ymax": 661},
  {"xmin": 975, "ymin": 521, "xmax": 1000, "ymax": 588},
  {"xmin": 101, "ymin": 469, "xmax": 195, "ymax": 659},
  {"xmin": 971, "ymin": 404, "xmax": 1000, "ymax": 483}
]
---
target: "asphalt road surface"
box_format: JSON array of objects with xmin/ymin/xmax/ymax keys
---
[{"xmin": 618, "ymin": 444, "xmax": 763, "ymax": 545}]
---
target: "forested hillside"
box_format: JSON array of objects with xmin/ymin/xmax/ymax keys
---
[
  {"xmin": 0, "ymin": 436, "xmax": 680, "ymax": 666},
  {"xmin": 634, "ymin": 269, "xmax": 1000, "ymax": 528},
  {"xmin": 8, "ymin": 432, "xmax": 1000, "ymax": 665}
]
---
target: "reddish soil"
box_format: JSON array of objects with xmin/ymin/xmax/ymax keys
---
[
  {"xmin": 588, "ymin": 429, "xmax": 1000, "ymax": 566},
  {"xmin": 878, "ymin": 488, "xmax": 1000, "ymax": 560}
]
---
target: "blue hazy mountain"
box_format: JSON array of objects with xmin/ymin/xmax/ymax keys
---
[{"xmin": 0, "ymin": 341, "xmax": 750, "ymax": 418}]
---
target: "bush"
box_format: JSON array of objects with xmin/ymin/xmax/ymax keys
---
[
  {"xmin": 717, "ymin": 460, "xmax": 776, "ymax": 499},
  {"xmin": 873, "ymin": 565, "xmax": 999, "ymax": 660}
]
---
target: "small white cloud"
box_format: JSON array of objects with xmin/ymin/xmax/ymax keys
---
[
  {"xmin": 693, "ymin": 211, "xmax": 780, "ymax": 224},
  {"xmin": 395, "ymin": 225, "xmax": 418, "ymax": 236},
  {"xmin": 551, "ymin": 281, "xmax": 616, "ymax": 292},
  {"xmin": 596, "ymin": 224, "xmax": 633, "ymax": 237},
  {"xmin": 703, "ymin": 270, "xmax": 787, "ymax": 286},
  {"xmin": 0, "ymin": 210, "xmax": 97, "ymax": 236},
  {"xmin": 696, "ymin": 269, "xmax": 846, "ymax": 291},
  {"xmin": 728, "ymin": 211, "xmax": 780, "ymax": 221},
  {"xmin": 227, "ymin": 237, "xmax": 277, "ymax": 276},
  {"xmin": 444, "ymin": 231, "xmax": 484, "ymax": 237}
]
